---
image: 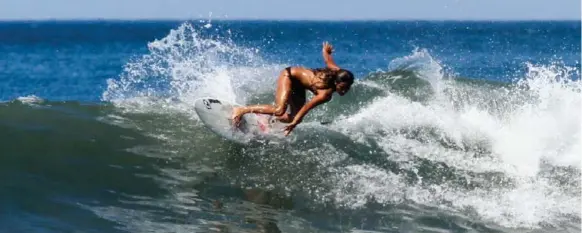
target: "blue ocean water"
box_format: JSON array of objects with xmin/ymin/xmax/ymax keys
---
[{"xmin": 0, "ymin": 20, "xmax": 580, "ymax": 233}]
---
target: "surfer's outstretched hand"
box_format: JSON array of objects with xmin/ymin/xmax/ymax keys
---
[{"xmin": 283, "ymin": 123, "xmax": 297, "ymax": 136}]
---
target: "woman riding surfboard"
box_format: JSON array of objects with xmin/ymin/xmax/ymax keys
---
[{"xmin": 232, "ymin": 42, "xmax": 355, "ymax": 136}]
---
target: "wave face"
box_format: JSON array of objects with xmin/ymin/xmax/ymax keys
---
[{"xmin": 1, "ymin": 21, "xmax": 580, "ymax": 233}]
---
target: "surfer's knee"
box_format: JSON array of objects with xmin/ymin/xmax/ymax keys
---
[{"xmin": 273, "ymin": 105, "xmax": 287, "ymax": 116}]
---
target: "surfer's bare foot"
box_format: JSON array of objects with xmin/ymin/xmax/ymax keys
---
[
  {"xmin": 231, "ymin": 107, "xmax": 244, "ymax": 126},
  {"xmin": 276, "ymin": 113, "xmax": 292, "ymax": 123}
]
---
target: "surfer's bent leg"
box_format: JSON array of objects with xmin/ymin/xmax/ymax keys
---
[
  {"xmin": 277, "ymin": 85, "xmax": 306, "ymax": 123},
  {"xmin": 232, "ymin": 68, "xmax": 292, "ymax": 124}
]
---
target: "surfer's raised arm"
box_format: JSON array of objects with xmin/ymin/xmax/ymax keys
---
[{"xmin": 322, "ymin": 41, "xmax": 340, "ymax": 70}]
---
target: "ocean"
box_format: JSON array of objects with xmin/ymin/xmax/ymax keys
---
[{"xmin": 0, "ymin": 20, "xmax": 580, "ymax": 233}]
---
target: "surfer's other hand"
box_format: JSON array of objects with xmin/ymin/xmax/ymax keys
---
[{"xmin": 283, "ymin": 122, "xmax": 297, "ymax": 136}]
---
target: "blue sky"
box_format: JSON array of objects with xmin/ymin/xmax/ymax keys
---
[{"xmin": 1, "ymin": 0, "xmax": 580, "ymax": 20}]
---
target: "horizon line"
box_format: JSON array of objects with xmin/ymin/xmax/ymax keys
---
[{"xmin": 0, "ymin": 17, "xmax": 579, "ymax": 22}]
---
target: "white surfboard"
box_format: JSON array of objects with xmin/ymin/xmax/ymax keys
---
[{"xmin": 193, "ymin": 97, "xmax": 287, "ymax": 144}]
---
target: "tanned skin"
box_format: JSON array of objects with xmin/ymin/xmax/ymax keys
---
[{"xmin": 231, "ymin": 42, "xmax": 352, "ymax": 136}]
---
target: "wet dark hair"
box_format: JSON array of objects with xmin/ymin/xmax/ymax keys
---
[
  {"xmin": 312, "ymin": 68, "xmax": 354, "ymax": 88},
  {"xmin": 335, "ymin": 69, "xmax": 354, "ymax": 86}
]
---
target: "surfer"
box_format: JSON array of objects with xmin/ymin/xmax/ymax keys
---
[{"xmin": 232, "ymin": 41, "xmax": 355, "ymax": 136}]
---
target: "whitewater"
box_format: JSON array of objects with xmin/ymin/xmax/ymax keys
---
[
  {"xmin": 97, "ymin": 22, "xmax": 581, "ymax": 232},
  {"xmin": 0, "ymin": 20, "xmax": 579, "ymax": 233}
]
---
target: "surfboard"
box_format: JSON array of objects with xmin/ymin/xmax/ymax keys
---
[{"xmin": 193, "ymin": 97, "xmax": 287, "ymax": 144}]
